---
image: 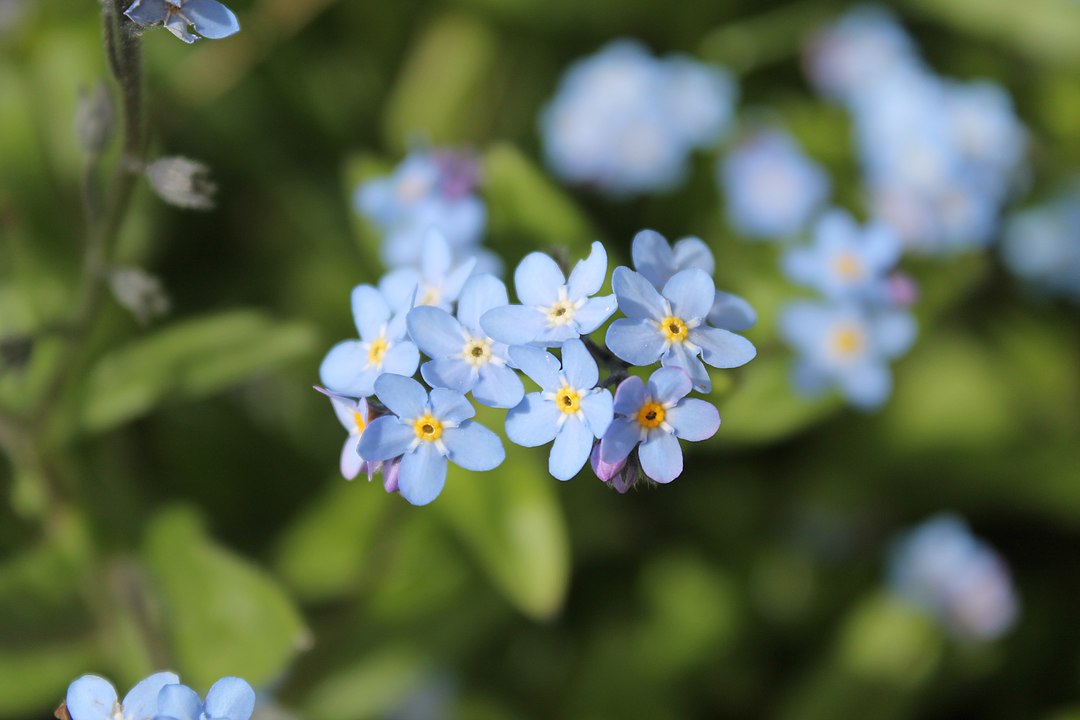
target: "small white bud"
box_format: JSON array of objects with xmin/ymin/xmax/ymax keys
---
[
  {"xmin": 108, "ymin": 266, "xmax": 171, "ymax": 325},
  {"xmin": 144, "ymin": 156, "xmax": 217, "ymax": 210}
]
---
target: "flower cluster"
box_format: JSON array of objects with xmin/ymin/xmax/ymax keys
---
[
  {"xmin": 887, "ymin": 515, "xmax": 1019, "ymax": 642},
  {"xmin": 318, "ymin": 225, "xmax": 756, "ymax": 503},
  {"xmin": 1001, "ymin": 182, "xmax": 1080, "ymax": 304},
  {"xmin": 540, "ymin": 39, "xmax": 737, "ymax": 197},
  {"xmin": 63, "ymin": 672, "xmax": 254, "ymax": 720},
  {"xmin": 124, "ymin": 0, "xmax": 240, "ymax": 44},
  {"xmin": 805, "ymin": 6, "xmax": 1028, "ymax": 254}
]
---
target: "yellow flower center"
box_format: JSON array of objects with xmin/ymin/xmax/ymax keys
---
[
  {"xmin": 462, "ymin": 338, "xmax": 493, "ymax": 367},
  {"xmin": 352, "ymin": 411, "xmax": 367, "ymax": 434},
  {"xmin": 413, "ymin": 414, "xmax": 443, "ymax": 442},
  {"xmin": 831, "ymin": 325, "xmax": 865, "ymax": 357},
  {"xmin": 636, "ymin": 401, "xmax": 666, "ymax": 429},
  {"xmin": 833, "ymin": 253, "xmax": 864, "ymax": 281},
  {"xmin": 659, "ymin": 315, "xmax": 688, "ymax": 343},
  {"xmin": 546, "ymin": 300, "xmax": 577, "ymax": 326},
  {"xmin": 417, "ymin": 284, "xmax": 441, "ymax": 307},
  {"xmin": 555, "ymin": 386, "xmax": 581, "ymax": 415},
  {"xmin": 367, "ymin": 337, "xmax": 389, "ymax": 366}
]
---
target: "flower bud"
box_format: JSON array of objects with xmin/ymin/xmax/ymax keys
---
[
  {"xmin": 144, "ymin": 156, "xmax": 216, "ymax": 210},
  {"xmin": 108, "ymin": 266, "xmax": 170, "ymax": 325}
]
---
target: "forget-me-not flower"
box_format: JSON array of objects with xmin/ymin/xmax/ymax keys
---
[
  {"xmin": 65, "ymin": 672, "xmax": 178, "ymax": 720},
  {"xmin": 606, "ymin": 267, "xmax": 757, "ymax": 392},
  {"xmin": 631, "ymin": 229, "xmax": 757, "ymax": 331},
  {"xmin": 125, "ymin": 0, "xmax": 240, "ymax": 44},
  {"xmin": 317, "ymin": 387, "xmax": 376, "ymax": 481},
  {"xmin": 598, "ymin": 367, "xmax": 720, "ymax": 484},
  {"xmin": 319, "ymin": 284, "xmax": 419, "ymax": 398},
  {"xmin": 155, "ymin": 677, "xmax": 255, "ymax": 720},
  {"xmin": 1001, "ymin": 187, "xmax": 1080, "ymax": 303},
  {"xmin": 480, "ymin": 241, "xmax": 617, "ymax": 347},
  {"xmin": 505, "ymin": 339, "xmax": 613, "ymax": 481},
  {"xmin": 357, "ymin": 374, "xmax": 504, "ymax": 505},
  {"xmin": 378, "ymin": 228, "xmax": 476, "ymax": 313},
  {"xmin": 407, "ymin": 274, "xmax": 524, "ymax": 408}
]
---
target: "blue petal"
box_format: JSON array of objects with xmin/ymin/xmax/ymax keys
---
[
  {"xmin": 647, "ymin": 366, "xmax": 692, "ymax": 405},
  {"xmin": 663, "ymin": 342, "xmax": 711, "ymax": 392},
  {"xmin": 505, "ymin": 393, "xmax": 561, "ymax": 447},
  {"xmin": 341, "ymin": 435, "xmax": 363, "ymax": 480},
  {"xmin": 319, "ymin": 341, "xmax": 368, "ymax": 396},
  {"xmin": 534, "ymin": 323, "xmax": 582, "ymax": 347},
  {"xmin": 420, "ymin": 358, "xmax": 475, "ymax": 394},
  {"xmin": 203, "ymin": 677, "xmax": 255, "ymax": 720},
  {"xmin": 672, "ymin": 236, "xmax": 714, "ymax": 275},
  {"xmin": 662, "ymin": 268, "xmax": 714, "ymax": 321},
  {"xmin": 456, "ymin": 274, "xmax": 508, "ymax": 334},
  {"xmin": 566, "ymin": 241, "xmax": 608, "ymax": 300},
  {"xmin": 397, "ymin": 443, "xmax": 448, "ymax": 506},
  {"xmin": 357, "ymin": 416, "xmax": 415, "ymax": 461},
  {"xmin": 514, "ymin": 252, "xmax": 565, "ymax": 306},
  {"xmin": 439, "ymin": 257, "xmax": 477, "ymax": 306},
  {"xmin": 612, "ymin": 267, "xmax": 666, "ymax": 321},
  {"xmin": 124, "ymin": 0, "xmax": 169, "ymax": 25},
  {"xmin": 183, "ymin": 0, "xmax": 240, "ymax": 39},
  {"xmin": 164, "ymin": 12, "xmax": 197, "ymax": 42},
  {"xmin": 548, "ymin": 417, "xmax": 593, "ymax": 481},
  {"xmin": 779, "ymin": 301, "xmax": 830, "ymax": 351},
  {"xmin": 377, "ymin": 269, "xmax": 420, "ymax": 314},
  {"xmin": 351, "ymin": 284, "xmax": 392, "ymax": 340},
  {"xmin": 579, "ymin": 390, "xmax": 613, "ymax": 438},
  {"xmin": 631, "ymin": 229, "xmax": 676, "ymax": 289},
  {"xmin": 66, "ymin": 675, "xmax": 117, "ymax": 720},
  {"xmin": 612, "ymin": 375, "xmax": 645, "ymax": 415},
  {"xmin": 598, "ymin": 418, "xmax": 640, "ymax": 465},
  {"xmin": 407, "ymin": 306, "xmax": 466, "ymax": 359},
  {"xmin": 374, "ymin": 373, "xmax": 428, "ymax": 419},
  {"xmin": 606, "ymin": 318, "xmax": 664, "ymax": 366},
  {"xmin": 157, "ymin": 684, "xmax": 201, "ymax": 720},
  {"xmin": 841, "ymin": 361, "xmax": 892, "ymax": 410},
  {"xmin": 792, "ymin": 359, "xmax": 830, "ymax": 397},
  {"xmin": 121, "ymin": 672, "xmax": 180, "ymax": 720},
  {"xmin": 708, "ymin": 291, "xmax": 757, "ymax": 332},
  {"xmin": 638, "ymin": 431, "xmax": 683, "ymax": 483},
  {"xmin": 443, "ymin": 421, "xmax": 505, "ymax": 471},
  {"xmin": 560, "ymin": 338, "xmax": 598, "ymax": 389},
  {"xmin": 480, "ymin": 305, "xmax": 546, "ymax": 346},
  {"xmin": 781, "ymin": 247, "xmax": 818, "ymax": 287},
  {"xmin": 692, "ymin": 326, "xmax": 757, "ymax": 369},
  {"xmin": 419, "ymin": 227, "xmax": 453, "ymax": 281},
  {"xmin": 666, "ymin": 398, "xmax": 720, "ymax": 441},
  {"xmin": 473, "ymin": 364, "xmax": 524, "ymax": 409},
  {"xmin": 572, "ymin": 295, "xmax": 617, "ymax": 334},
  {"xmin": 429, "ymin": 387, "xmax": 475, "ymax": 424},
  {"xmin": 380, "ymin": 342, "xmax": 420, "ymax": 379},
  {"xmin": 874, "ymin": 311, "xmax": 917, "ymax": 358},
  {"xmin": 508, "ymin": 345, "xmax": 562, "ymax": 393}
]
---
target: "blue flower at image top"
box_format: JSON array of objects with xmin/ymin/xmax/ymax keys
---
[
  {"xmin": 66, "ymin": 672, "xmax": 178, "ymax": 720},
  {"xmin": 378, "ymin": 228, "xmax": 476, "ymax": 313},
  {"xmin": 357, "ymin": 374, "xmax": 504, "ymax": 506},
  {"xmin": 154, "ymin": 677, "xmax": 255, "ymax": 720},
  {"xmin": 125, "ymin": 0, "xmax": 239, "ymax": 43}
]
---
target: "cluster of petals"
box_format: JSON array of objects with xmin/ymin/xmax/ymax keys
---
[
  {"xmin": 125, "ymin": 0, "xmax": 240, "ymax": 43},
  {"xmin": 65, "ymin": 672, "xmax": 254, "ymax": 720}
]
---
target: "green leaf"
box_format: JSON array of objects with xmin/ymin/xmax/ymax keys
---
[
  {"xmin": 142, "ymin": 507, "xmax": 309, "ymax": 691},
  {"xmin": 78, "ymin": 310, "xmax": 318, "ymax": 433},
  {"xmin": 302, "ymin": 647, "xmax": 428, "ymax": 720}
]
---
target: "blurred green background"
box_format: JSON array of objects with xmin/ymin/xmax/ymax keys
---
[{"xmin": 2, "ymin": 0, "xmax": 1080, "ymax": 718}]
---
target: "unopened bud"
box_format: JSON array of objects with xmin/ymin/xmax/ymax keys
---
[
  {"xmin": 108, "ymin": 266, "xmax": 171, "ymax": 325},
  {"xmin": 74, "ymin": 82, "xmax": 115, "ymax": 155},
  {"xmin": 144, "ymin": 156, "xmax": 216, "ymax": 210}
]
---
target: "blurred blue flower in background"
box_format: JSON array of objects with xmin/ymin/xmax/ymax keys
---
[
  {"xmin": 888, "ymin": 515, "xmax": 1019, "ymax": 642},
  {"xmin": 719, "ymin": 128, "xmax": 831, "ymax": 241},
  {"xmin": 156, "ymin": 677, "xmax": 256, "ymax": 720},
  {"xmin": 125, "ymin": 0, "xmax": 240, "ymax": 44},
  {"xmin": 540, "ymin": 39, "xmax": 736, "ymax": 197},
  {"xmin": 1001, "ymin": 185, "xmax": 1080, "ymax": 303},
  {"xmin": 378, "ymin": 228, "xmax": 477, "ymax": 313},
  {"xmin": 66, "ymin": 672, "xmax": 177, "ymax": 720}
]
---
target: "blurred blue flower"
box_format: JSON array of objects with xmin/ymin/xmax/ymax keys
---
[
  {"xmin": 66, "ymin": 672, "xmax": 177, "ymax": 720},
  {"xmin": 407, "ymin": 274, "xmax": 524, "ymax": 408},
  {"xmin": 480, "ymin": 241, "xmax": 617, "ymax": 347},
  {"xmin": 719, "ymin": 128, "xmax": 831, "ymax": 241},
  {"xmin": 125, "ymin": 0, "xmax": 239, "ymax": 44},
  {"xmin": 1001, "ymin": 185, "xmax": 1080, "ymax": 303},
  {"xmin": 632, "ymin": 229, "xmax": 757, "ymax": 331},
  {"xmin": 357, "ymin": 374, "xmax": 504, "ymax": 505},
  {"xmin": 888, "ymin": 515, "xmax": 1019, "ymax": 641},
  {"xmin": 779, "ymin": 300, "xmax": 915, "ymax": 410},
  {"xmin": 155, "ymin": 677, "xmax": 255, "ymax": 720},
  {"xmin": 598, "ymin": 367, "xmax": 720, "ymax": 485},
  {"xmin": 319, "ymin": 284, "xmax": 419, "ymax": 398},
  {"xmin": 505, "ymin": 339, "xmax": 613, "ymax": 481},
  {"xmin": 606, "ymin": 267, "xmax": 756, "ymax": 392},
  {"xmin": 379, "ymin": 228, "xmax": 476, "ymax": 312}
]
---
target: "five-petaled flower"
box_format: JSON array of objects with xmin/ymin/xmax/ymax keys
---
[
  {"xmin": 319, "ymin": 387, "xmax": 376, "ymax": 481},
  {"xmin": 153, "ymin": 677, "xmax": 255, "ymax": 720},
  {"xmin": 65, "ymin": 672, "xmax": 178, "ymax": 720},
  {"xmin": 124, "ymin": 0, "xmax": 240, "ymax": 44},
  {"xmin": 379, "ymin": 228, "xmax": 477, "ymax": 313}
]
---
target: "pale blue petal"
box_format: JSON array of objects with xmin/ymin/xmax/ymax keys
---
[
  {"xmin": 380, "ymin": 342, "xmax": 420, "ymax": 379},
  {"xmin": 692, "ymin": 326, "xmax": 757, "ymax": 369},
  {"xmin": 580, "ymin": 390, "xmax": 614, "ymax": 438},
  {"xmin": 792, "ymin": 360, "xmax": 830, "ymax": 396},
  {"xmin": 407, "ymin": 306, "xmax": 466, "ymax": 359},
  {"xmin": 156, "ymin": 684, "xmax": 201, "ymax": 720},
  {"xmin": 508, "ymin": 345, "xmax": 562, "ymax": 393},
  {"xmin": 663, "ymin": 342, "xmax": 711, "ymax": 392},
  {"xmin": 351, "ymin": 284, "xmax": 391, "ymax": 340},
  {"xmin": 666, "ymin": 398, "xmax": 720, "ymax": 441},
  {"xmin": 341, "ymin": 435, "xmax": 363, "ymax": 480},
  {"xmin": 639, "ymin": 431, "xmax": 683, "ymax": 483},
  {"xmin": 163, "ymin": 12, "xmax": 197, "ymax": 42},
  {"xmin": 419, "ymin": 228, "xmax": 453, "ymax": 281},
  {"xmin": 612, "ymin": 267, "xmax": 666, "ymax": 321},
  {"xmin": 124, "ymin": 0, "xmax": 169, "ymax": 25},
  {"xmin": 631, "ymin": 229, "xmax": 676, "ymax": 288},
  {"xmin": 514, "ymin": 252, "xmax": 565, "ymax": 306},
  {"xmin": 505, "ymin": 393, "xmax": 561, "ymax": 447},
  {"xmin": 779, "ymin": 302, "xmax": 830, "ymax": 351},
  {"xmin": 591, "ymin": 442, "xmax": 627, "ymax": 482},
  {"xmin": 377, "ymin": 269, "xmax": 420, "ymax": 314},
  {"xmin": 66, "ymin": 675, "xmax": 117, "ymax": 720},
  {"xmin": 662, "ymin": 268, "xmax": 714, "ymax": 321},
  {"xmin": 560, "ymin": 338, "xmax": 599, "ymax": 389},
  {"xmin": 456, "ymin": 274, "xmax": 508, "ymax": 334},
  {"xmin": 612, "ymin": 375, "xmax": 645, "ymax": 415},
  {"xmin": 357, "ymin": 416, "xmax": 415, "ymax": 461},
  {"xmin": 203, "ymin": 677, "xmax": 255, "ymax": 720},
  {"xmin": 841, "ymin": 361, "xmax": 892, "ymax": 410},
  {"xmin": 708, "ymin": 291, "xmax": 757, "ymax": 332},
  {"xmin": 566, "ymin": 241, "xmax": 608, "ymax": 300},
  {"xmin": 319, "ymin": 341, "xmax": 368, "ymax": 396},
  {"xmin": 440, "ymin": 257, "xmax": 477, "ymax": 305},
  {"xmin": 572, "ymin": 295, "xmax": 617, "ymax": 334},
  {"xmin": 183, "ymin": 0, "xmax": 240, "ymax": 39},
  {"xmin": 443, "ymin": 421, "xmax": 505, "ymax": 471},
  {"xmin": 598, "ymin": 418, "xmax": 640, "ymax": 465},
  {"xmin": 647, "ymin": 366, "xmax": 692, "ymax": 405},
  {"xmin": 549, "ymin": 417, "xmax": 593, "ymax": 481},
  {"xmin": 606, "ymin": 318, "xmax": 664, "ymax": 366},
  {"xmin": 374, "ymin": 373, "xmax": 428, "ymax": 418},
  {"xmin": 672, "ymin": 236, "xmax": 715, "ymax": 275},
  {"xmin": 325, "ymin": 391, "xmax": 358, "ymax": 430},
  {"xmin": 782, "ymin": 247, "xmax": 818, "ymax": 286},
  {"xmin": 397, "ymin": 443, "xmax": 448, "ymax": 506},
  {"xmin": 473, "ymin": 364, "xmax": 524, "ymax": 408},
  {"xmin": 429, "ymin": 387, "xmax": 475, "ymax": 424},
  {"xmin": 534, "ymin": 323, "xmax": 581, "ymax": 347},
  {"xmin": 479, "ymin": 305, "xmax": 546, "ymax": 346},
  {"xmin": 874, "ymin": 311, "xmax": 917, "ymax": 358},
  {"xmin": 420, "ymin": 358, "xmax": 474, "ymax": 394},
  {"xmin": 122, "ymin": 671, "xmax": 180, "ymax": 720}
]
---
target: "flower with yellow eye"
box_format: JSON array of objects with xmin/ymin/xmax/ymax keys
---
[{"xmin": 379, "ymin": 228, "xmax": 477, "ymax": 313}]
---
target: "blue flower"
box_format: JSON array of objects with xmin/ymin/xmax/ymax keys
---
[
  {"xmin": 155, "ymin": 677, "xmax": 255, "ymax": 720},
  {"xmin": 356, "ymin": 374, "xmax": 504, "ymax": 505},
  {"xmin": 1001, "ymin": 186, "xmax": 1080, "ymax": 303},
  {"xmin": 779, "ymin": 300, "xmax": 915, "ymax": 410},
  {"xmin": 379, "ymin": 228, "xmax": 476, "ymax": 312},
  {"xmin": 505, "ymin": 339, "xmax": 613, "ymax": 481},
  {"xmin": 319, "ymin": 284, "xmax": 419, "ymax": 398},
  {"xmin": 480, "ymin": 242, "xmax": 617, "ymax": 347},
  {"xmin": 631, "ymin": 229, "xmax": 757, "ymax": 331},
  {"xmin": 782, "ymin": 209, "xmax": 902, "ymax": 302},
  {"xmin": 317, "ymin": 386, "xmax": 377, "ymax": 481},
  {"xmin": 598, "ymin": 367, "xmax": 720, "ymax": 484},
  {"xmin": 718, "ymin": 128, "xmax": 831, "ymax": 241},
  {"xmin": 65, "ymin": 672, "xmax": 178, "ymax": 720},
  {"xmin": 125, "ymin": 0, "xmax": 240, "ymax": 44},
  {"xmin": 407, "ymin": 274, "xmax": 524, "ymax": 408},
  {"xmin": 605, "ymin": 267, "xmax": 756, "ymax": 392}
]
